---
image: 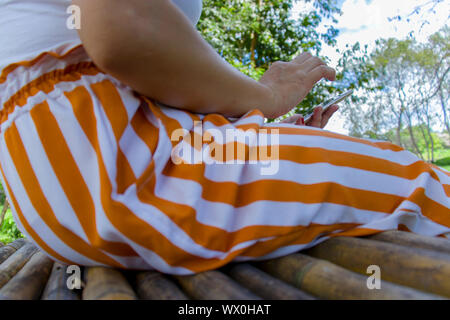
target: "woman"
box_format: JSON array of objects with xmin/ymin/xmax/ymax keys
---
[{"xmin": 0, "ymin": 0, "xmax": 448, "ymax": 274}]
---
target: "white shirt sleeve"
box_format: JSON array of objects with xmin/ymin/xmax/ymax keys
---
[{"xmin": 171, "ymin": 0, "xmax": 203, "ymax": 25}]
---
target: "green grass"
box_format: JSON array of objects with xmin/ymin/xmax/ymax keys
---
[
  {"xmin": 431, "ymin": 148, "xmax": 450, "ymax": 172},
  {"xmin": 0, "ymin": 205, "xmax": 24, "ymax": 244},
  {"xmin": 433, "ymin": 148, "xmax": 450, "ymax": 159}
]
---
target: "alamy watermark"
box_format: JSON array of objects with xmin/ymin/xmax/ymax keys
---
[
  {"xmin": 366, "ymin": 265, "xmax": 381, "ymax": 290},
  {"xmin": 66, "ymin": 5, "xmax": 81, "ymax": 30},
  {"xmin": 66, "ymin": 265, "xmax": 82, "ymax": 290},
  {"xmin": 170, "ymin": 121, "xmax": 280, "ymax": 175}
]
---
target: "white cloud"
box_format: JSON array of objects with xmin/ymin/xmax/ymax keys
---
[{"xmin": 337, "ymin": 0, "xmax": 448, "ymax": 47}]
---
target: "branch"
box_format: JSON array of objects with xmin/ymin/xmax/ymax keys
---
[
  {"xmin": 428, "ymin": 65, "xmax": 450, "ymax": 101},
  {"xmin": 0, "ymin": 199, "xmax": 9, "ymax": 227}
]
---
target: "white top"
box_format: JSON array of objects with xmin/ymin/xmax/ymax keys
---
[{"xmin": 0, "ymin": 0, "xmax": 203, "ymax": 72}]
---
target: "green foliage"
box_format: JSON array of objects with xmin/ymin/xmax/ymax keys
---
[
  {"xmin": 199, "ymin": 0, "xmax": 340, "ymax": 69},
  {"xmin": 0, "ymin": 207, "xmax": 24, "ymax": 244}
]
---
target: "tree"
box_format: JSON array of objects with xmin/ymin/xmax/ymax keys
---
[
  {"xmin": 199, "ymin": 0, "xmax": 340, "ymax": 72},
  {"xmin": 427, "ymin": 28, "xmax": 450, "ymax": 135},
  {"xmin": 343, "ymin": 27, "xmax": 449, "ymax": 161}
]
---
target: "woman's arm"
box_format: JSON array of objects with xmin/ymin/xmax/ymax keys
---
[{"xmin": 73, "ymin": 0, "xmax": 335, "ymax": 118}]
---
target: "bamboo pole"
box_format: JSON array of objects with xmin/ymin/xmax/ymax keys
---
[
  {"xmin": 227, "ymin": 263, "xmax": 315, "ymax": 300},
  {"xmin": 0, "ymin": 238, "xmax": 27, "ymax": 265},
  {"xmin": 82, "ymin": 267, "xmax": 137, "ymax": 300},
  {"xmin": 0, "ymin": 251, "xmax": 53, "ymax": 300},
  {"xmin": 135, "ymin": 271, "xmax": 188, "ymax": 300},
  {"xmin": 258, "ymin": 253, "xmax": 444, "ymax": 300},
  {"xmin": 305, "ymin": 237, "xmax": 450, "ymax": 298},
  {"xmin": 0, "ymin": 246, "xmax": 16, "ymax": 266},
  {"xmin": 0, "ymin": 242, "xmax": 37, "ymax": 288},
  {"xmin": 41, "ymin": 263, "xmax": 80, "ymax": 300},
  {"xmin": 175, "ymin": 271, "xmax": 261, "ymax": 300},
  {"xmin": 368, "ymin": 231, "xmax": 450, "ymax": 255},
  {"xmin": 6, "ymin": 238, "xmax": 27, "ymax": 251}
]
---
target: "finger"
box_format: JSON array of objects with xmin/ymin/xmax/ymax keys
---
[
  {"xmin": 301, "ymin": 56, "xmax": 327, "ymax": 73},
  {"xmin": 281, "ymin": 114, "xmax": 305, "ymax": 125},
  {"xmin": 292, "ymin": 52, "xmax": 312, "ymax": 65},
  {"xmin": 320, "ymin": 105, "xmax": 339, "ymax": 128},
  {"xmin": 295, "ymin": 116, "xmax": 305, "ymax": 126},
  {"xmin": 306, "ymin": 107, "xmax": 322, "ymax": 128},
  {"xmin": 281, "ymin": 114, "xmax": 301, "ymax": 124},
  {"xmin": 308, "ymin": 65, "xmax": 336, "ymax": 86}
]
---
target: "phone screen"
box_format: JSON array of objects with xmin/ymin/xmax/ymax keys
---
[{"xmin": 304, "ymin": 89, "xmax": 353, "ymax": 122}]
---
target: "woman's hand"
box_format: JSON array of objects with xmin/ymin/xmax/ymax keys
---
[
  {"xmin": 259, "ymin": 52, "xmax": 336, "ymax": 119},
  {"xmin": 281, "ymin": 104, "xmax": 339, "ymax": 129}
]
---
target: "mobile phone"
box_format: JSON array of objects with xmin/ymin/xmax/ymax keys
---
[{"xmin": 304, "ymin": 89, "xmax": 354, "ymax": 122}]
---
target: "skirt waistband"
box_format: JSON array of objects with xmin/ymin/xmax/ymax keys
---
[{"xmin": 0, "ymin": 45, "xmax": 98, "ymax": 127}]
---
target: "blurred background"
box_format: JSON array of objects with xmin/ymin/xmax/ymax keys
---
[{"xmin": 0, "ymin": 0, "xmax": 449, "ymax": 243}]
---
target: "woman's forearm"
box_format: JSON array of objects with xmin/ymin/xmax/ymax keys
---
[{"xmin": 73, "ymin": 0, "xmax": 272, "ymax": 117}]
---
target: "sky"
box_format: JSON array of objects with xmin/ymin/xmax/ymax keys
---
[{"xmin": 292, "ymin": 0, "xmax": 449, "ymax": 134}]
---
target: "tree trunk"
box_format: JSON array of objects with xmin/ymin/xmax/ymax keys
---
[
  {"xmin": 395, "ymin": 110, "xmax": 404, "ymax": 148},
  {"xmin": 418, "ymin": 124, "xmax": 430, "ymax": 162},
  {"xmin": 397, "ymin": 78, "xmax": 422, "ymax": 159},
  {"xmin": 250, "ymin": 0, "xmax": 263, "ymax": 66},
  {"xmin": 250, "ymin": 33, "xmax": 257, "ymax": 65},
  {"xmin": 426, "ymin": 125, "xmax": 435, "ymax": 163},
  {"xmin": 0, "ymin": 200, "xmax": 9, "ymax": 227},
  {"xmin": 439, "ymin": 89, "xmax": 450, "ymax": 135},
  {"xmin": 422, "ymin": 93, "xmax": 435, "ymax": 163},
  {"xmin": 408, "ymin": 126, "xmax": 423, "ymax": 159},
  {"xmin": 405, "ymin": 112, "xmax": 423, "ymax": 160}
]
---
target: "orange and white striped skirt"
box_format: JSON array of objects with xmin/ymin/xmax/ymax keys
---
[{"xmin": 0, "ymin": 46, "xmax": 449, "ymax": 274}]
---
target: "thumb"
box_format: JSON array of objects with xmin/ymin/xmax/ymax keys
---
[{"xmin": 295, "ymin": 116, "xmax": 305, "ymax": 125}]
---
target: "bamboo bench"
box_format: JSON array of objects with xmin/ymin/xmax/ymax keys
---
[{"xmin": 0, "ymin": 231, "xmax": 449, "ymax": 300}]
